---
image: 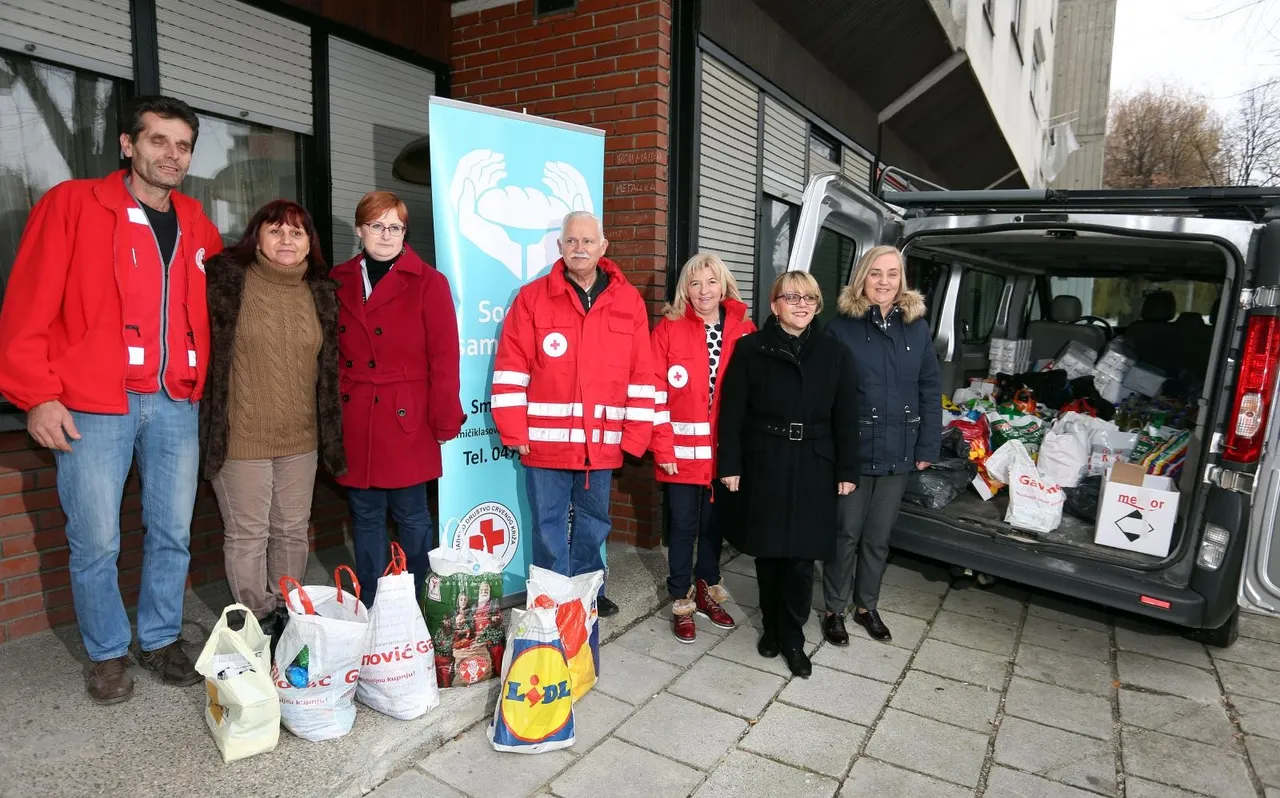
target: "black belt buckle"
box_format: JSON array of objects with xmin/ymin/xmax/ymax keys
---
[{"xmin": 788, "ymin": 422, "xmax": 803, "ymax": 441}]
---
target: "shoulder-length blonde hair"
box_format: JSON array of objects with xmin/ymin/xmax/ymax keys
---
[
  {"xmin": 663, "ymin": 252, "xmax": 743, "ymax": 321},
  {"xmin": 769, "ymin": 270, "xmax": 824, "ymax": 315},
  {"xmin": 837, "ymin": 245, "xmax": 927, "ymax": 323}
]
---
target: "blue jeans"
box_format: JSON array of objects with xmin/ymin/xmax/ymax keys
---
[
  {"xmin": 666, "ymin": 483, "xmax": 722, "ymax": 599},
  {"xmin": 525, "ymin": 467, "xmax": 612, "ymax": 596},
  {"xmin": 54, "ymin": 393, "xmax": 199, "ymax": 661},
  {"xmin": 348, "ymin": 483, "xmax": 433, "ymax": 608}
]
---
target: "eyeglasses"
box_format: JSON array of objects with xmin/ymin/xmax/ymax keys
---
[
  {"xmin": 364, "ymin": 222, "xmax": 406, "ymax": 238},
  {"xmin": 779, "ymin": 292, "xmax": 820, "ymax": 306}
]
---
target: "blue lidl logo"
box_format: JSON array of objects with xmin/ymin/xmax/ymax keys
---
[{"xmin": 496, "ymin": 643, "xmax": 573, "ymax": 744}]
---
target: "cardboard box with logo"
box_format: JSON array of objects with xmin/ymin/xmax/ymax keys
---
[{"xmin": 1094, "ymin": 462, "xmax": 1180, "ymax": 557}]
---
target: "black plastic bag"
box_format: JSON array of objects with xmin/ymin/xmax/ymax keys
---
[
  {"xmin": 905, "ymin": 458, "xmax": 978, "ymax": 510},
  {"xmin": 1063, "ymin": 475, "xmax": 1102, "ymax": 522}
]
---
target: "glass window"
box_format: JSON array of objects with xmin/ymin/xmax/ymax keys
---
[
  {"xmin": 808, "ymin": 127, "xmax": 840, "ymax": 165},
  {"xmin": 1050, "ymin": 276, "xmax": 1218, "ymax": 327},
  {"xmin": 906, "ymin": 257, "xmax": 946, "ymax": 327},
  {"xmin": 183, "ymin": 113, "xmax": 301, "ymax": 244},
  {"xmin": 756, "ymin": 195, "xmax": 797, "ymax": 323},
  {"xmin": 0, "ymin": 52, "xmax": 126, "ymax": 307},
  {"xmin": 809, "ymin": 227, "xmax": 856, "ymax": 324},
  {"xmin": 960, "ymin": 268, "xmax": 1005, "ymax": 344}
]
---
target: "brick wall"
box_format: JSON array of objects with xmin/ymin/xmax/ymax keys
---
[
  {"xmin": 0, "ymin": 430, "xmax": 349, "ymax": 643},
  {"xmin": 452, "ymin": 0, "xmax": 672, "ymax": 549}
]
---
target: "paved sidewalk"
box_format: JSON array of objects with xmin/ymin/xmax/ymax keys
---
[{"xmin": 377, "ymin": 554, "xmax": 1280, "ymax": 798}]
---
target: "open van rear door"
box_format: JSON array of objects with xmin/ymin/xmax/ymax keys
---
[{"xmin": 786, "ymin": 173, "xmax": 900, "ymax": 273}]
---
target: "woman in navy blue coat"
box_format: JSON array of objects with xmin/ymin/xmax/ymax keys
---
[{"xmin": 822, "ymin": 246, "xmax": 942, "ymax": 643}]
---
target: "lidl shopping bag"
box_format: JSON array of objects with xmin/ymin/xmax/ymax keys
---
[
  {"xmin": 273, "ymin": 566, "xmax": 372, "ymax": 742},
  {"xmin": 358, "ymin": 543, "xmax": 439, "ymax": 720},
  {"xmin": 423, "ymin": 547, "xmax": 506, "ymax": 688},
  {"xmin": 526, "ymin": 566, "xmax": 603, "ymax": 702},
  {"xmin": 489, "ymin": 607, "xmax": 576, "ymax": 754},
  {"xmin": 195, "ymin": 604, "xmax": 280, "ymax": 763}
]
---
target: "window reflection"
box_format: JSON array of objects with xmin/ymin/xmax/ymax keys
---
[{"xmin": 184, "ymin": 113, "xmax": 299, "ymax": 243}]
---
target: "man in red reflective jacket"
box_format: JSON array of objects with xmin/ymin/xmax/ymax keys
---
[
  {"xmin": 491, "ymin": 212, "xmax": 655, "ymax": 616},
  {"xmin": 0, "ymin": 97, "xmax": 223, "ymax": 705}
]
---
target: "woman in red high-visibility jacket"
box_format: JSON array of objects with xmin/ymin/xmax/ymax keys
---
[{"xmin": 650, "ymin": 253, "xmax": 756, "ymax": 643}]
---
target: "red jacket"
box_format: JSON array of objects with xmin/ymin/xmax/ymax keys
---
[
  {"xmin": 491, "ymin": 258, "xmax": 655, "ymax": 471},
  {"xmin": 0, "ymin": 170, "xmax": 221, "ymax": 413},
  {"xmin": 333, "ymin": 246, "xmax": 465, "ymax": 489},
  {"xmin": 650, "ymin": 298, "xmax": 755, "ymax": 485}
]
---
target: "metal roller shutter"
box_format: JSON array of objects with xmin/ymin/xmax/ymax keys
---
[
  {"xmin": 761, "ymin": 96, "xmax": 805, "ymax": 202},
  {"xmin": 157, "ymin": 0, "xmax": 312, "ymax": 134},
  {"xmin": 696, "ymin": 53, "xmax": 759, "ymax": 310},
  {"xmin": 842, "ymin": 148, "xmax": 872, "ymax": 192},
  {"xmin": 329, "ymin": 36, "xmax": 436, "ymax": 263},
  {"xmin": 0, "ymin": 0, "xmax": 132, "ymax": 78},
  {"xmin": 808, "ymin": 147, "xmax": 840, "ymax": 182}
]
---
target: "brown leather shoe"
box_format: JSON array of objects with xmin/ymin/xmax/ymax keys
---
[
  {"xmin": 87, "ymin": 656, "xmax": 134, "ymax": 705},
  {"xmin": 138, "ymin": 640, "xmax": 201, "ymax": 686}
]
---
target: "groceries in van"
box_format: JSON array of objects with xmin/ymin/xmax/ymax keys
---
[
  {"xmin": 1092, "ymin": 339, "xmax": 1138, "ymax": 404},
  {"xmin": 985, "ymin": 440, "xmax": 1066, "ymax": 534},
  {"xmin": 1122, "ymin": 362, "xmax": 1167, "ymax": 398},
  {"xmin": 905, "ymin": 457, "xmax": 979, "ymax": 510},
  {"xmin": 989, "ymin": 338, "xmax": 1033, "ymax": 377},
  {"xmin": 989, "ymin": 405, "xmax": 1048, "ymax": 454},
  {"xmin": 1094, "ymin": 462, "xmax": 1181, "ymax": 557},
  {"xmin": 1052, "ymin": 341, "xmax": 1099, "ymax": 380}
]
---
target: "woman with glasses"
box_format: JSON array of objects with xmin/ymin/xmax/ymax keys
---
[
  {"xmin": 716, "ymin": 271, "xmax": 861, "ymax": 678},
  {"xmin": 822, "ymin": 245, "xmax": 941, "ymax": 644},
  {"xmin": 332, "ymin": 190, "xmax": 465, "ymax": 607}
]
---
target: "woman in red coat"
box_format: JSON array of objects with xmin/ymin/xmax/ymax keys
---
[
  {"xmin": 650, "ymin": 253, "xmax": 756, "ymax": 642},
  {"xmin": 332, "ymin": 191, "xmax": 464, "ymax": 606}
]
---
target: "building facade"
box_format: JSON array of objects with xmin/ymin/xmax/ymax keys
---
[{"xmin": 1047, "ymin": 0, "xmax": 1118, "ymax": 189}]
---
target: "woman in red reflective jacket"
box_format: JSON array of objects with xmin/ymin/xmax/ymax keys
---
[{"xmin": 650, "ymin": 253, "xmax": 756, "ymax": 643}]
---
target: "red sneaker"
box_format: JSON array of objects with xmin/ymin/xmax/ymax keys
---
[{"xmin": 696, "ymin": 579, "xmax": 737, "ymax": 630}]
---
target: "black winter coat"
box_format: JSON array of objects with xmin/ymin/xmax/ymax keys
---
[
  {"xmin": 827, "ymin": 288, "xmax": 943, "ymax": 476},
  {"xmin": 716, "ymin": 317, "xmax": 861, "ymax": 561}
]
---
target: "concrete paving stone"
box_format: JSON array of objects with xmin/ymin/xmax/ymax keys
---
[
  {"xmin": 1015, "ymin": 642, "xmax": 1114, "ymax": 696},
  {"xmin": 778, "ymin": 664, "xmax": 894, "ymax": 725},
  {"xmin": 708, "ymin": 625, "xmax": 815, "ymax": 679},
  {"xmin": 984, "ymin": 766, "xmax": 1103, "ymax": 798},
  {"xmin": 694, "ymin": 750, "xmax": 839, "ymax": 798},
  {"xmin": 668, "ymin": 656, "xmax": 787, "ymax": 720},
  {"xmin": 1218, "ymin": 659, "xmax": 1280, "ymax": 703},
  {"xmin": 1114, "ymin": 620, "xmax": 1214, "ymax": 669},
  {"xmin": 1003, "ymin": 675, "xmax": 1115, "ymax": 740},
  {"xmin": 1117, "ymin": 688, "xmax": 1237, "ymax": 749},
  {"xmin": 739, "ymin": 702, "xmax": 864, "ymax": 777},
  {"xmin": 613, "ymin": 692, "xmax": 747, "ymax": 771},
  {"xmin": 594, "ymin": 643, "xmax": 683, "ymax": 705},
  {"xmin": 370, "ymin": 770, "xmax": 464, "ymax": 798},
  {"xmin": 1271, "ymin": 790, "xmax": 1280, "ymax": 798},
  {"xmin": 880, "ymin": 559, "xmax": 952, "ymax": 596},
  {"xmin": 810, "ymin": 634, "xmax": 913, "ymax": 683},
  {"xmin": 1248, "ymin": 735, "xmax": 1280, "ymax": 788},
  {"xmin": 865, "ymin": 708, "xmax": 989, "ymax": 788},
  {"xmin": 611, "ymin": 615, "xmax": 723, "ymax": 668},
  {"xmin": 551, "ymin": 739, "xmax": 702, "ymax": 798},
  {"xmin": 1240, "ymin": 610, "xmax": 1280, "ymax": 644},
  {"xmin": 911, "ymin": 638, "xmax": 1011, "ymax": 690},
  {"xmin": 739, "ymin": 608, "xmax": 823, "ymax": 653},
  {"xmin": 1123, "ymin": 777, "xmax": 1206, "ymax": 798},
  {"xmin": 839, "ymin": 757, "xmax": 971, "ymax": 798},
  {"xmin": 1116, "ymin": 652, "xmax": 1222, "ymax": 703},
  {"xmin": 1020, "ymin": 614, "xmax": 1113, "ymax": 661},
  {"xmin": 723, "ymin": 555, "xmax": 755, "ymax": 578},
  {"xmin": 876, "ymin": 610, "xmax": 929, "ymax": 650},
  {"xmin": 926, "ymin": 609, "xmax": 1019, "ymax": 657},
  {"xmin": 1232, "ymin": 695, "xmax": 1280, "ymax": 741},
  {"xmin": 873, "ymin": 582, "xmax": 945, "ymax": 620},
  {"xmin": 1213, "ymin": 635, "xmax": 1280, "ymax": 672},
  {"xmin": 421, "ymin": 725, "xmax": 576, "ymax": 798},
  {"xmin": 889, "ymin": 670, "xmax": 1000, "ymax": 733},
  {"xmin": 941, "ymin": 586, "xmax": 1025, "ymax": 624},
  {"xmin": 993, "ymin": 717, "xmax": 1116, "ymax": 795},
  {"xmin": 1026, "ymin": 594, "xmax": 1112, "ymax": 632},
  {"xmin": 1122, "ymin": 726, "xmax": 1255, "ymax": 797},
  {"xmin": 569, "ymin": 689, "xmax": 636, "ymax": 752},
  {"xmin": 719, "ymin": 571, "xmax": 760, "ymax": 609}
]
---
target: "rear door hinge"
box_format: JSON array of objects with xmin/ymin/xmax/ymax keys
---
[{"xmin": 1205, "ymin": 464, "xmax": 1255, "ymax": 494}]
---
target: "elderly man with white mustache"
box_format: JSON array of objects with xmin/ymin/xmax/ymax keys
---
[{"xmin": 491, "ymin": 211, "xmax": 655, "ymax": 617}]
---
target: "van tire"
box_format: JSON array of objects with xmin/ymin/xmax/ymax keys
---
[{"xmin": 1184, "ymin": 607, "xmax": 1240, "ymax": 648}]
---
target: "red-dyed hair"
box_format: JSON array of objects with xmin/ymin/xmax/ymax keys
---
[
  {"xmin": 226, "ymin": 199, "xmax": 328, "ymax": 281},
  {"xmin": 355, "ymin": 190, "xmax": 409, "ymax": 229}
]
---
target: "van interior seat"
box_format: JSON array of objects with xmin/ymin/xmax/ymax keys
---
[
  {"xmin": 1123, "ymin": 290, "xmax": 1188, "ymax": 375},
  {"xmin": 1027, "ymin": 295, "xmax": 1108, "ymax": 362}
]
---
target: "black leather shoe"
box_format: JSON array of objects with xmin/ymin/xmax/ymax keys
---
[
  {"xmin": 757, "ymin": 635, "xmax": 780, "ymax": 659},
  {"xmin": 597, "ymin": 595, "xmax": 620, "ymax": 618},
  {"xmin": 782, "ymin": 647, "xmax": 812, "ymax": 678},
  {"xmin": 822, "ymin": 612, "xmax": 850, "ymax": 647},
  {"xmin": 854, "ymin": 609, "xmax": 892, "ymax": 641}
]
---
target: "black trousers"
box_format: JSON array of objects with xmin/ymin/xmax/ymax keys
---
[{"xmin": 755, "ymin": 557, "xmax": 814, "ymax": 652}]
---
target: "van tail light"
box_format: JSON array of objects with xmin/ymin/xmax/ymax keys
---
[{"xmin": 1223, "ymin": 314, "xmax": 1280, "ymax": 464}]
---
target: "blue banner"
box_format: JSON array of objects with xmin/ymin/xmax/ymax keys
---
[{"xmin": 429, "ymin": 97, "xmax": 606, "ymax": 597}]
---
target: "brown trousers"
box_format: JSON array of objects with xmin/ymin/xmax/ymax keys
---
[{"xmin": 212, "ymin": 451, "xmax": 318, "ymax": 619}]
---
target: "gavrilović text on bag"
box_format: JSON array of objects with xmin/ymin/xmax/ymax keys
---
[
  {"xmin": 489, "ymin": 607, "xmax": 576, "ymax": 754},
  {"xmin": 195, "ymin": 604, "xmax": 280, "ymax": 763},
  {"xmin": 274, "ymin": 566, "xmax": 372, "ymax": 742},
  {"xmin": 358, "ymin": 543, "xmax": 440, "ymax": 720},
  {"xmin": 526, "ymin": 566, "xmax": 603, "ymax": 702}
]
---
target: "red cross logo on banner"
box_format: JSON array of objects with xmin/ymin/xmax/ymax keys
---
[{"xmin": 468, "ymin": 518, "xmax": 507, "ymax": 553}]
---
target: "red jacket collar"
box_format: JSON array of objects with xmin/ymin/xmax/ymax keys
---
[
  {"xmin": 332, "ymin": 245, "xmax": 427, "ymax": 277},
  {"xmin": 93, "ymin": 168, "xmax": 205, "ymax": 222},
  {"xmin": 548, "ymin": 256, "xmax": 625, "ymax": 297}
]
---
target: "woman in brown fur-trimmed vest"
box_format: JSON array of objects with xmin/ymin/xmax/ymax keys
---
[{"xmin": 199, "ymin": 200, "xmax": 346, "ymax": 633}]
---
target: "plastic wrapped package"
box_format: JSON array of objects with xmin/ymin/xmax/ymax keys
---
[
  {"xmin": 905, "ymin": 459, "xmax": 980, "ymax": 510},
  {"xmin": 1063, "ymin": 475, "xmax": 1103, "ymax": 522},
  {"xmin": 1053, "ymin": 341, "xmax": 1099, "ymax": 380}
]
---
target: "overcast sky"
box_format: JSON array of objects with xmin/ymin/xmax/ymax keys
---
[{"xmin": 1110, "ymin": 0, "xmax": 1280, "ymax": 113}]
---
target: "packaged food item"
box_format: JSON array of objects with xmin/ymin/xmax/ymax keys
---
[
  {"xmin": 1053, "ymin": 341, "xmax": 1099, "ymax": 380},
  {"xmin": 423, "ymin": 547, "xmax": 507, "ymax": 688},
  {"xmin": 196, "ymin": 604, "xmax": 280, "ymax": 763},
  {"xmin": 989, "ymin": 407, "xmax": 1048, "ymax": 454},
  {"xmin": 988, "ymin": 338, "xmax": 1033, "ymax": 376},
  {"xmin": 358, "ymin": 543, "xmax": 439, "ymax": 720},
  {"xmin": 985, "ymin": 440, "xmax": 1065, "ymax": 534},
  {"xmin": 1122, "ymin": 363, "xmax": 1167, "ymax": 398},
  {"xmin": 526, "ymin": 566, "xmax": 604, "ymax": 703},
  {"xmin": 489, "ymin": 607, "xmax": 576, "ymax": 754}
]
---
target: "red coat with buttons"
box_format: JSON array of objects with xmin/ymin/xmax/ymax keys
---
[
  {"xmin": 333, "ymin": 246, "xmax": 465, "ymax": 489},
  {"xmin": 650, "ymin": 298, "xmax": 755, "ymax": 486}
]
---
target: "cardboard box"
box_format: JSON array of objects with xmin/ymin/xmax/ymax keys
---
[
  {"xmin": 1094, "ymin": 462, "xmax": 1180, "ymax": 557},
  {"xmin": 1122, "ymin": 363, "xmax": 1167, "ymax": 398}
]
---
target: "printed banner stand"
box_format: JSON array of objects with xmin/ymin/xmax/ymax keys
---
[{"xmin": 429, "ymin": 97, "xmax": 608, "ymax": 600}]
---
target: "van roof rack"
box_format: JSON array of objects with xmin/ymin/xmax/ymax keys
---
[{"xmin": 881, "ymin": 187, "xmax": 1280, "ymax": 222}]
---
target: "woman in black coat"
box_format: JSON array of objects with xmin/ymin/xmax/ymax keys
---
[{"xmin": 717, "ymin": 270, "xmax": 861, "ymax": 678}]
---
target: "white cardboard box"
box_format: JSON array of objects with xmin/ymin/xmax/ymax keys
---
[{"xmin": 1094, "ymin": 462, "xmax": 1180, "ymax": 557}]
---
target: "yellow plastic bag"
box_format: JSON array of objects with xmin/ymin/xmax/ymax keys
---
[
  {"xmin": 195, "ymin": 604, "xmax": 280, "ymax": 763},
  {"xmin": 526, "ymin": 566, "xmax": 603, "ymax": 702},
  {"xmin": 488, "ymin": 607, "xmax": 576, "ymax": 754}
]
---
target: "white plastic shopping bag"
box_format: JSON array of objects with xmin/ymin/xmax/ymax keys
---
[
  {"xmin": 986, "ymin": 440, "xmax": 1066, "ymax": 534},
  {"xmin": 195, "ymin": 604, "xmax": 280, "ymax": 763},
  {"xmin": 489, "ymin": 607, "xmax": 576, "ymax": 754},
  {"xmin": 526, "ymin": 566, "xmax": 603, "ymax": 703},
  {"xmin": 358, "ymin": 543, "xmax": 440, "ymax": 720},
  {"xmin": 1038, "ymin": 413, "xmax": 1093, "ymax": 488},
  {"xmin": 273, "ymin": 566, "xmax": 372, "ymax": 742}
]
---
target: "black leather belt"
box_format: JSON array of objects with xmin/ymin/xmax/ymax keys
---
[{"xmin": 749, "ymin": 419, "xmax": 832, "ymax": 441}]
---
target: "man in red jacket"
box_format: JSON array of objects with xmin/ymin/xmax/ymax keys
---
[
  {"xmin": 491, "ymin": 212, "xmax": 655, "ymax": 617},
  {"xmin": 0, "ymin": 96, "xmax": 224, "ymax": 704}
]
